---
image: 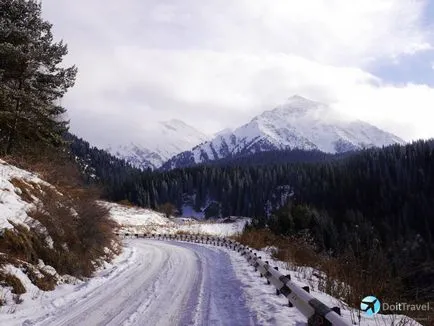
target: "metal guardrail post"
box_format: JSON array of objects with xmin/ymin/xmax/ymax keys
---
[
  {"xmin": 274, "ymin": 267, "xmax": 280, "ymax": 295},
  {"xmin": 240, "ymin": 245, "xmax": 350, "ymax": 326}
]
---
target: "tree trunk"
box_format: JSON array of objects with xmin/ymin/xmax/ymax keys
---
[{"xmin": 6, "ymin": 80, "xmax": 22, "ymax": 154}]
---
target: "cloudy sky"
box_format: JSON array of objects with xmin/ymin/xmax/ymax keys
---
[{"xmin": 40, "ymin": 0, "xmax": 434, "ymax": 147}]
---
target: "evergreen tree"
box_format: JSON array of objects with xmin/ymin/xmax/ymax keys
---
[{"xmin": 0, "ymin": 0, "xmax": 77, "ymax": 154}]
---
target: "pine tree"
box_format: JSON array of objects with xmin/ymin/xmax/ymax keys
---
[{"xmin": 0, "ymin": 0, "xmax": 77, "ymax": 154}]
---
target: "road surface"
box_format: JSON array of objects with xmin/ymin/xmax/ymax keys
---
[{"xmin": 2, "ymin": 240, "xmax": 261, "ymax": 326}]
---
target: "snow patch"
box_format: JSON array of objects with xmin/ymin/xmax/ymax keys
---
[
  {"xmin": 0, "ymin": 160, "xmax": 48, "ymax": 229},
  {"xmin": 105, "ymin": 202, "xmax": 173, "ymax": 227},
  {"xmin": 108, "ymin": 201, "xmax": 249, "ymax": 237}
]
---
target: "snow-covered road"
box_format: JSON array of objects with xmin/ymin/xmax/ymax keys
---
[{"xmin": 3, "ymin": 239, "xmax": 298, "ymax": 326}]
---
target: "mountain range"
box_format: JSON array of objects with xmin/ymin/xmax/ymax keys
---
[
  {"xmin": 107, "ymin": 96, "xmax": 404, "ymax": 170},
  {"xmin": 106, "ymin": 119, "xmax": 210, "ymax": 169}
]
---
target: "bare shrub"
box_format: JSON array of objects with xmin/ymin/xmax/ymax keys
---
[
  {"xmin": 1, "ymin": 151, "xmax": 120, "ymax": 287},
  {"xmin": 235, "ymin": 228, "xmax": 428, "ymax": 323},
  {"xmin": 9, "ymin": 178, "xmax": 36, "ymax": 203},
  {"xmin": 0, "ymin": 272, "xmax": 26, "ymax": 295},
  {"xmin": 24, "ymin": 187, "xmax": 119, "ymax": 278},
  {"xmin": 158, "ymin": 202, "xmax": 176, "ymax": 218},
  {"xmin": 34, "ymin": 270, "xmax": 57, "ymax": 291},
  {"xmin": 117, "ymin": 199, "xmax": 135, "ymax": 207},
  {"xmin": 234, "ymin": 228, "xmax": 279, "ymax": 249},
  {"xmin": 74, "ymin": 197, "xmax": 119, "ymax": 276},
  {"xmin": 23, "ymin": 266, "xmax": 57, "ymax": 292},
  {"xmin": 0, "ymin": 224, "xmax": 40, "ymax": 264}
]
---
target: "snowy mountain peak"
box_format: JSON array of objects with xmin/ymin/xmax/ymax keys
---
[
  {"xmin": 213, "ymin": 128, "xmax": 233, "ymax": 138},
  {"xmin": 158, "ymin": 119, "xmax": 209, "ymax": 141},
  {"xmin": 162, "ymin": 97, "xmax": 405, "ymax": 169},
  {"xmin": 107, "ymin": 119, "xmax": 211, "ymax": 170},
  {"xmin": 273, "ymin": 95, "xmax": 326, "ymax": 117},
  {"xmin": 159, "ymin": 119, "xmax": 192, "ymax": 130},
  {"xmin": 285, "ymin": 94, "xmax": 317, "ymax": 104}
]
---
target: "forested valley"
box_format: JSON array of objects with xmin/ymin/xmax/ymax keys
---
[{"xmin": 69, "ymin": 134, "xmax": 434, "ymax": 302}]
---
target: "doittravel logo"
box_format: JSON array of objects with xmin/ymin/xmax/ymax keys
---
[
  {"xmin": 361, "ymin": 296, "xmax": 381, "ymax": 317},
  {"xmin": 361, "ymin": 295, "xmax": 432, "ymax": 319}
]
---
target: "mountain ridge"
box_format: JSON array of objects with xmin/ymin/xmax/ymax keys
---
[{"xmin": 162, "ymin": 95, "xmax": 404, "ymax": 170}]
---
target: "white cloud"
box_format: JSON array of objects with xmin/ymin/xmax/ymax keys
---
[
  {"xmin": 39, "ymin": 0, "xmax": 434, "ymax": 147},
  {"xmin": 334, "ymin": 84, "xmax": 434, "ymax": 140},
  {"xmin": 200, "ymin": 0, "xmax": 431, "ymax": 65}
]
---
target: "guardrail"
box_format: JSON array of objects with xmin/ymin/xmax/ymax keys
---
[{"xmin": 116, "ymin": 232, "xmax": 352, "ymax": 326}]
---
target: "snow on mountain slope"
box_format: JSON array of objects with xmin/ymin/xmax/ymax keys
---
[
  {"xmin": 163, "ymin": 95, "xmax": 404, "ymax": 169},
  {"xmin": 107, "ymin": 119, "xmax": 210, "ymax": 169},
  {"xmin": 107, "ymin": 202, "xmax": 249, "ymax": 237}
]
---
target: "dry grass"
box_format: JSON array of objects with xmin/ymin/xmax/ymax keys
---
[
  {"xmin": 25, "ymin": 186, "xmax": 120, "ymax": 277},
  {"xmin": 9, "ymin": 178, "xmax": 38, "ymax": 203},
  {"xmin": 117, "ymin": 199, "xmax": 135, "ymax": 207},
  {"xmin": 0, "ymin": 271, "xmax": 25, "ymax": 295},
  {"xmin": 0, "ymin": 225, "xmax": 41, "ymax": 263},
  {"xmin": 35, "ymin": 271, "xmax": 57, "ymax": 291},
  {"xmin": 0, "ymin": 151, "xmax": 121, "ymax": 298},
  {"xmin": 22, "ymin": 264, "xmax": 57, "ymax": 292}
]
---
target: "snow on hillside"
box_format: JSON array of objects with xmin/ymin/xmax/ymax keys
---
[
  {"xmin": 174, "ymin": 218, "xmax": 248, "ymax": 237},
  {"xmin": 0, "ymin": 160, "xmax": 80, "ymax": 308},
  {"xmin": 0, "ymin": 159, "xmax": 48, "ymax": 229},
  {"xmin": 0, "ymin": 157, "xmax": 244, "ymax": 240},
  {"xmin": 163, "ymin": 95, "xmax": 405, "ymax": 169},
  {"xmin": 104, "ymin": 202, "xmax": 173, "ymax": 226},
  {"xmin": 107, "ymin": 202, "xmax": 248, "ymax": 237},
  {"xmin": 107, "ymin": 119, "xmax": 210, "ymax": 169},
  {"xmin": 0, "ymin": 160, "xmax": 122, "ymax": 311}
]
